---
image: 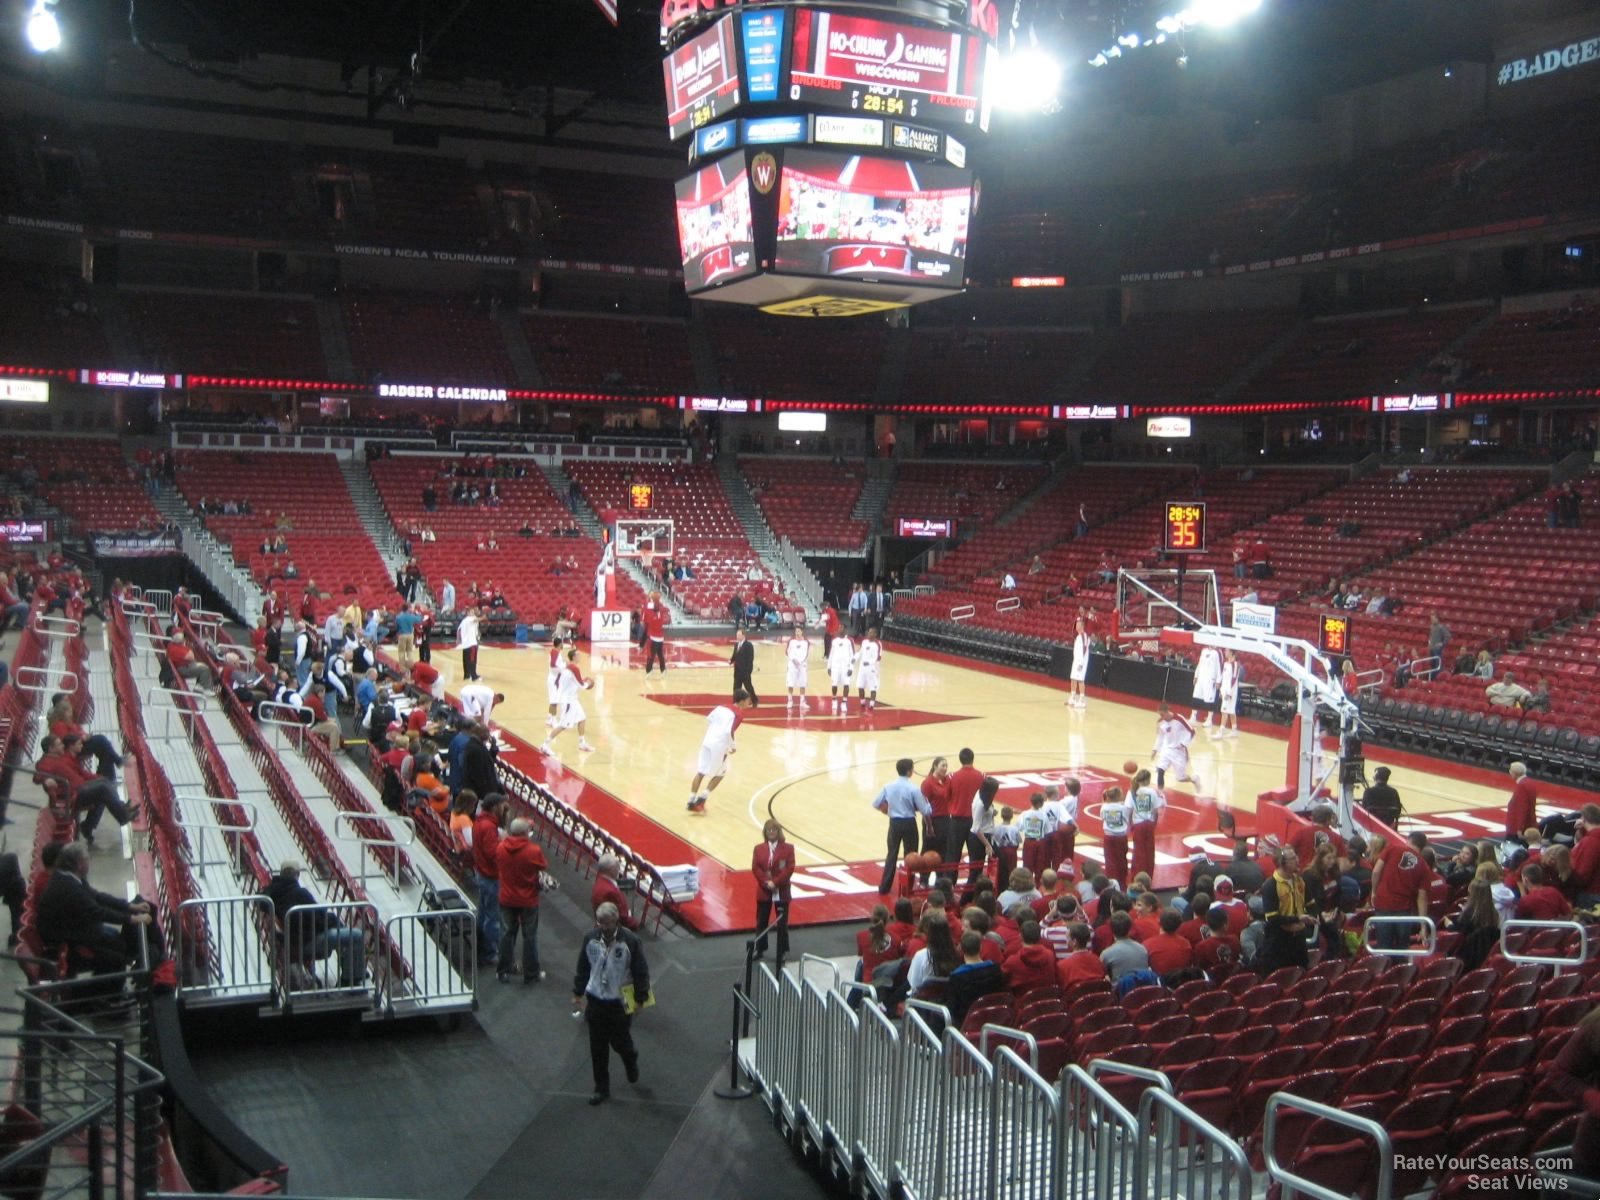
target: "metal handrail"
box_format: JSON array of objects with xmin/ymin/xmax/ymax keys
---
[
  {"xmin": 31, "ymin": 614, "xmax": 82, "ymax": 640},
  {"xmin": 1264, "ymin": 1093, "xmax": 1394, "ymax": 1200},
  {"xmin": 1088, "ymin": 1058, "xmax": 1174, "ymax": 1093},
  {"xmin": 16, "ymin": 665, "xmax": 74, "ymax": 695},
  {"xmin": 173, "ymin": 794, "xmax": 259, "ymax": 874},
  {"xmin": 797, "ymin": 952, "xmax": 841, "ymax": 993},
  {"xmin": 1362, "ymin": 913, "xmax": 1438, "ymax": 957},
  {"xmin": 332, "ymin": 811, "xmax": 416, "ymax": 890},
  {"xmin": 1136, "ymin": 1086, "xmax": 1253, "ymax": 1199},
  {"xmin": 280, "ymin": 901, "xmax": 378, "ymax": 1008},
  {"xmin": 978, "ymin": 1022, "xmax": 1038, "ymax": 1069},
  {"xmin": 1500, "ymin": 919, "xmax": 1589, "ymax": 974}
]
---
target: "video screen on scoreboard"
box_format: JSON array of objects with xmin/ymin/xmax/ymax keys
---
[
  {"xmin": 663, "ymin": 16, "xmax": 742, "ymax": 141},
  {"xmin": 788, "ymin": 9, "xmax": 987, "ymax": 132},
  {"xmin": 675, "ymin": 158, "xmax": 757, "ymax": 293},
  {"xmin": 774, "ymin": 150, "xmax": 971, "ymax": 285}
]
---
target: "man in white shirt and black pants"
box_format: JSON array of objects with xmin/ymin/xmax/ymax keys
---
[
  {"xmin": 458, "ymin": 608, "xmax": 482, "ymax": 682},
  {"xmin": 572, "ymin": 902, "xmax": 650, "ymax": 1106}
]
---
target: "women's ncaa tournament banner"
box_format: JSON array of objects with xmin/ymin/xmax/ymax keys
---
[{"xmin": 89, "ymin": 529, "xmax": 182, "ymax": 558}]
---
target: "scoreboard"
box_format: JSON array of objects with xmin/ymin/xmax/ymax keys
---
[
  {"xmin": 1318, "ymin": 613, "xmax": 1352, "ymax": 657},
  {"xmin": 1163, "ymin": 502, "xmax": 1206, "ymax": 554},
  {"xmin": 663, "ymin": 6, "xmax": 991, "ymax": 140},
  {"xmin": 787, "ymin": 10, "xmax": 989, "ymax": 132}
]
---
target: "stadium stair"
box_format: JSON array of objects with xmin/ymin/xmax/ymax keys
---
[
  {"xmin": 143, "ymin": 472, "xmax": 265, "ymax": 623},
  {"xmin": 493, "ymin": 306, "xmax": 544, "ymax": 388},
  {"xmin": 715, "ymin": 457, "xmax": 823, "ymax": 618},
  {"xmin": 314, "ymin": 296, "xmax": 357, "ymax": 381},
  {"xmin": 340, "ymin": 458, "xmax": 411, "ymax": 575},
  {"xmin": 852, "ymin": 461, "xmax": 896, "ymax": 538},
  {"xmin": 872, "ymin": 326, "xmax": 912, "ymax": 409}
]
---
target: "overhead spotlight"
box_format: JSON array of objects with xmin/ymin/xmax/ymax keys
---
[
  {"xmin": 1189, "ymin": 0, "xmax": 1263, "ymax": 28},
  {"xmin": 1176, "ymin": 53, "xmax": 1189, "ymax": 68},
  {"xmin": 25, "ymin": 0, "xmax": 61, "ymax": 53},
  {"xmin": 1117, "ymin": 32, "xmax": 1141, "ymax": 48},
  {"xmin": 992, "ymin": 45, "xmax": 1063, "ymax": 112},
  {"xmin": 1089, "ymin": 52, "xmax": 1108, "ymax": 66}
]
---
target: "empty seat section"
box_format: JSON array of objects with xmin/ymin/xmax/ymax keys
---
[{"xmin": 740, "ymin": 457, "xmax": 868, "ymax": 552}]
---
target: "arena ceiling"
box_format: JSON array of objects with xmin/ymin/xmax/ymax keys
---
[{"xmin": 64, "ymin": 0, "xmax": 1599, "ymax": 117}]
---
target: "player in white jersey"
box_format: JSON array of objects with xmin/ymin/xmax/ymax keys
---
[
  {"xmin": 784, "ymin": 626, "xmax": 811, "ymax": 713},
  {"xmin": 459, "ymin": 681, "xmax": 503, "ymax": 725},
  {"xmin": 1067, "ymin": 619, "xmax": 1091, "ymax": 708},
  {"xmin": 855, "ymin": 626, "xmax": 883, "ymax": 710},
  {"xmin": 1217, "ymin": 649, "xmax": 1241, "ymax": 737},
  {"xmin": 1190, "ymin": 645, "xmax": 1222, "ymax": 729},
  {"xmin": 1151, "ymin": 704, "xmax": 1198, "ymax": 790},
  {"xmin": 826, "ymin": 634, "xmax": 855, "ymax": 714},
  {"xmin": 1128, "ymin": 768, "xmax": 1167, "ymax": 880},
  {"xmin": 540, "ymin": 648, "xmax": 594, "ymax": 755},
  {"xmin": 687, "ymin": 704, "xmax": 743, "ymax": 812},
  {"xmin": 544, "ymin": 636, "xmax": 565, "ymax": 727}
]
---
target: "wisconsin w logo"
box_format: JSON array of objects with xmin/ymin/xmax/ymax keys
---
[{"xmin": 751, "ymin": 152, "xmax": 777, "ymax": 194}]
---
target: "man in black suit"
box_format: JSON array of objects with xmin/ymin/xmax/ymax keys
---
[
  {"xmin": 730, "ymin": 628, "xmax": 758, "ymax": 707},
  {"xmin": 36, "ymin": 843, "xmax": 155, "ymax": 976}
]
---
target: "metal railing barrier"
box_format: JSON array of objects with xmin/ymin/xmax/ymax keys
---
[
  {"xmin": 978, "ymin": 1023, "xmax": 1038, "ymax": 1070},
  {"xmin": 852, "ymin": 997, "xmax": 902, "ymax": 1198},
  {"xmin": 1088, "ymin": 1058, "xmax": 1174, "ymax": 1093},
  {"xmin": 819, "ymin": 987, "xmax": 860, "ymax": 1180},
  {"xmin": 793, "ymin": 974, "xmax": 832, "ymax": 1146},
  {"xmin": 990, "ymin": 1046, "xmax": 1059, "ymax": 1200},
  {"xmin": 893, "ymin": 1003, "xmax": 948, "ymax": 1200},
  {"xmin": 1264, "ymin": 1092, "xmax": 1394, "ymax": 1200},
  {"xmin": 280, "ymin": 900, "xmax": 379, "ymax": 1011},
  {"xmin": 257, "ymin": 700, "xmax": 313, "ymax": 751},
  {"xmin": 995, "ymin": 596, "xmax": 1022, "ymax": 614},
  {"xmin": 16, "ymin": 665, "xmax": 75, "ymax": 696},
  {"xmin": 381, "ymin": 909, "xmax": 477, "ymax": 1017},
  {"xmin": 1500, "ymin": 919, "xmax": 1590, "ymax": 975},
  {"xmin": 175, "ymin": 895, "xmax": 277, "ymax": 1007},
  {"xmin": 333, "ymin": 811, "xmax": 417, "ymax": 890},
  {"xmin": 941, "ymin": 1024, "xmax": 996, "ymax": 1200},
  {"xmin": 751, "ymin": 962, "xmax": 784, "ymax": 1103},
  {"xmin": 31, "ymin": 614, "xmax": 82, "ymax": 640},
  {"xmin": 1135, "ymin": 1086, "xmax": 1253, "ymax": 1200},
  {"xmin": 951, "ymin": 604, "xmax": 976, "ymax": 622},
  {"xmin": 1362, "ymin": 914, "xmax": 1438, "ymax": 957},
  {"xmin": 173, "ymin": 794, "xmax": 259, "ymax": 875},
  {"xmin": 144, "ymin": 589, "xmax": 174, "ymax": 616},
  {"xmin": 767, "ymin": 968, "xmax": 806, "ymax": 1129},
  {"xmin": 1061, "ymin": 1064, "xmax": 1140, "ymax": 1200},
  {"xmin": 144, "ymin": 686, "xmax": 210, "ymax": 739}
]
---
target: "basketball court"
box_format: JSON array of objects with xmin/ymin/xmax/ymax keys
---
[{"xmin": 430, "ymin": 628, "xmax": 1588, "ymax": 937}]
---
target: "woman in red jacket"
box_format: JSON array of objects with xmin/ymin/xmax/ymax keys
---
[
  {"xmin": 752, "ymin": 819, "xmax": 795, "ymax": 967},
  {"xmin": 494, "ymin": 817, "xmax": 548, "ymax": 984},
  {"xmin": 855, "ymin": 903, "xmax": 905, "ymax": 1001}
]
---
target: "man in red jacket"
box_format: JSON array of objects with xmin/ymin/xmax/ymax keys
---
[
  {"xmin": 1505, "ymin": 762, "xmax": 1538, "ymax": 839},
  {"xmin": 1515, "ymin": 862, "xmax": 1573, "ymax": 922},
  {"xmin": 34, "ymin": 736, "xmax": 138, "ymax": 844},
  {"xmin": 495, "ymin": 818, "xmax": 549, "ymax": 983},
  {"xmin": 752, "ymin": 819, "xmax": 795, "ymax": 967},
  {"xmin": 1001, "ymin": 920, "xmax": 1058, "ymax": 993},
  {"xmin": 1055, "ymin": 923, "xmax": 1105, "ymax": 988},
  {"xmin": 1570, "ymin": 805, "xmax": 1600, "ymax": 906},
  {"xmin": 591, "ymin": 854, "xmax": 640, "ymax": 930},
  {"xmin": 472, "ymin": 796, "xmax": 505, "ymax": 967},
  {"xmin": 1369, "ymin": 832, "xmax": 1431, "ymax": 949},
  {"xmin": 1192, "ymin": 908, "xmax": 1241, "ymax": 978},
  {"xmin": 641, "ymin": 592, "xmax": 670, "ymax": 675},
  {"xmin": 1143, "ymin": 909, "xmax": 1195, "ymax": 978}
]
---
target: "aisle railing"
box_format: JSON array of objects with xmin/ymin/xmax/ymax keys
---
[{"xmin": 732, "ymin": 966, "xmax": 1395, "ymax": 1200}]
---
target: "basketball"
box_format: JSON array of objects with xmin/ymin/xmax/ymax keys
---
[
  {"xmin": 1123, "ymin": 759, "xmax": 1139, "ymax": 775},
  {"xmin": 904, "ymin": 852, "xmax": 921, "ymax": 870},
  {"xmin": 920, "ymin": 850, "xmax": 943, "ymax": 871}
]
